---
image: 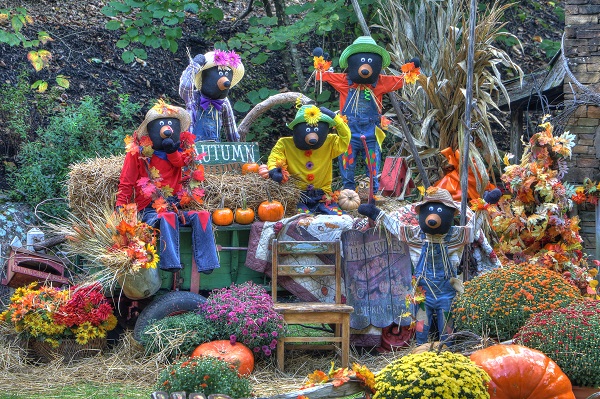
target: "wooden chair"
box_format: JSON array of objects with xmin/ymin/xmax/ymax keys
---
[{"xmin": 271, "ymin": 239, "xmax": 354, "ymax": 372}]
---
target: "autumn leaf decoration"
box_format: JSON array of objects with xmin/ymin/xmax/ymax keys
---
[
  {"xmin": 400, "ymin": 60, "xmax": 420, "ymax": 85},
  {"xmin": 302, "ymin": 362, "xmax": 376, "ymax": 394}
]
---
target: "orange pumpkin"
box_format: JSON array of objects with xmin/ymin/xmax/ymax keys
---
[
  {"xmin": 258, "ymin": 164, "xmax": 270, "ymax": 179},
  {"xmin": 470, "ymin": 344, "xmax": 575, "ymax": 399},
  {"xmin": 212, "ymin": 198, "xmax": 234, "ymax": 226},
  {"xmin": 241, "ymin": 163, "xmax": 259, "ymax": 175},
  {"xmin": 191, "ymin": 340, "xmax": 254, "ymax": 376},
  {"xmin": 235, "ymin": 206, "xmax": 255, "ymax": 225},
  {"xmin": 258, "ymin": 199, "xmax": 284, "ymax": 222}
]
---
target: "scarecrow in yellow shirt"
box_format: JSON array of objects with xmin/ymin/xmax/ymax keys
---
[{"xmin": 265, "ymin": 104, "xmax": 351, "ymax": 215}]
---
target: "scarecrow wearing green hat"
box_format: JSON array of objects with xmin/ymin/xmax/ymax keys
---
[
  {"xmin": 264, "ymin": 105, "xmax": 350, "ymax": 214},
  {"xmin": 313, "ymin": 36, "xmax": 420, "ymax": 193}
]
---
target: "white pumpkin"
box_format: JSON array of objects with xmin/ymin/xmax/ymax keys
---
[{"xmin": 338, "ymin": 189, "xmax": 361, "ymax": 210}]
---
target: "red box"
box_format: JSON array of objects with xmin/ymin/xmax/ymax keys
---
[{"xmin": 2, "ymin": 248, "xmax": 70, "ymax": 288}]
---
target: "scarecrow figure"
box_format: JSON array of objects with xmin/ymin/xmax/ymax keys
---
[
  {"xmin": 314, "ymin": 36, "xmax": 419, "ymax": 193},
  {"xmin": 179, "ymin": 49, "xmax": 245, "ymax": 142},
  {"xmin": 116, "ymin": 101, "xmax": 220, "ymax": 273},
  {"xmin": 358, "ymin": 187, "xmax": 473, "ymax": 344},
  {"xmin": 264, "ymin": 105, "xmax": 350, "ymax": 215}
]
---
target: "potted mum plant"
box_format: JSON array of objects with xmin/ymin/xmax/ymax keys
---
[{"xmin": 0, "ymin": 282, "xmax": 118, "ymax": 362}]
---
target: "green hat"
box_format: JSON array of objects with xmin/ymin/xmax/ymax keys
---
[
  {"xmin": 287, "ymin": 105, "xmax": 335, "ymax": 129},
  {"xmin": 339, "ymin": 36, "xmax": 391, "ymax": 69}
]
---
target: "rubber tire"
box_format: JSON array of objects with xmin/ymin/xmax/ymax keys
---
[{"xmin": 133, "ymin": 291, "xmax": 207, "ymax": 343}]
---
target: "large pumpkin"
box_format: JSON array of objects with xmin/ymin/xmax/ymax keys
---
[
  {"xmin": 191, "ymin": 340, "xmax": 255, "ymax": 376},
  {"xmin": 470, "ymin": 344, "xmax": 575, "ymax": 399}
]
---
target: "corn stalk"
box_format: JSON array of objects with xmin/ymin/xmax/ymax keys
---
[{"xmin": 375, "ymin": 0, "xmax": 523, "ymax": 194}]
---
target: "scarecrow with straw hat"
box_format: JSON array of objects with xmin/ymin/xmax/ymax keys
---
[
  {"xmin": 358, "ymin": 187, "xmax": 474, "ymax": 345},
  {"xmin": 313, "ymin": 36, "xmax": 420, "ymax": 193},
  {"xmin": 264, "ymin": 104, "xmax": 350, "ymax": 214},
  {"xmin": 116, "ymin": 100, "xmax": 220, "ymax": 273},
  {"xmin": 179, "ymin": 49, "xmax": 245, "ymax": 142}
]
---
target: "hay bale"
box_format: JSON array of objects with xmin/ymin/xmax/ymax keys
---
[{"xmin": 67, "ymin": 155, "xmax": 302, "ymax": 218}]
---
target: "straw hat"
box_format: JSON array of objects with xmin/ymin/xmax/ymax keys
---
[
  {"xmin": 414, "ymin": 187, "xmax": 460, "ymax": 214},
  {"xmin": 136, "ymin": 100, "xmax": 191, "ymax": 138},
  {"xmin": 193, "ymin": 50, "xmax": 245, "ymax": 91},
  {"xmin": 287, "ymin": 105, "xmax": 335, "ymax": 129},
  {"xmin": 339, "ymin": 36, "xmax": 391, "ymax": 69}
]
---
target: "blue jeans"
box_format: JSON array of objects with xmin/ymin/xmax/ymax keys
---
[
  {"xmin": 415, "ymin": 278, "xmax": 455, "ymax": 345},
  {"xmin": 193, "ymin": 108, "xmax": 220, "ymax": 142},
  {"xmin": 339, "ymin": 87, "xmax": 382, "ymax": 191},
  {"xmin": 141, "ymin": 207, "xmax": 220, "ymax": 273}
]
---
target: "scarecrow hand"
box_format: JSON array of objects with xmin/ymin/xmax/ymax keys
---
[
  {"xmin": 162, "ymin": 138, "xmax": 181, "ymax": 154},
  {"xmin": 358, "ymin": 203, "xmax": 382, "ymax": 221},
  {"xmin": 319, "ymin": 107, "xmax": 336, "ymax": 119},
  {"xmin": 483, "ymin": 188, "xmax": 502, "ymax": 205},
  {"xmin": 269, "ymin": 168, "xmax": 284, "ymax": 183},
  {"xmin": 406, "ymin": 57, "xmax": 421, "ymax": 68}
]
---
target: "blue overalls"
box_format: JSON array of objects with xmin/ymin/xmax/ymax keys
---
[
  {"xmin": 193, "ymin": 106, "xmax": 221, "ymax": 142},
  {"xmin": 338, "ymin": 86, "xmax": 382, "ymax": 191},
  {"xmin": 413, "ymin": 229, "xmax": 457, "ymax": 344}
]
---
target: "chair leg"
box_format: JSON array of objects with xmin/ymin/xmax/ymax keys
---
[
  {"xmin": 277, "ymin": 338, "xmax": 285, "ymax": 372},
  {"xmin": 341, "ymin": 315, "xmax": 350, "ymax": 368}
]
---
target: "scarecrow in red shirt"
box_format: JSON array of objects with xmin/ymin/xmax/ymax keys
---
[
  {"xmin": 116, "ymin": 100, "xmax": 219, "ymax": 273},
  {"xmin": 314, "ymin": 36, "xmax": 420, "ymax": 193}
]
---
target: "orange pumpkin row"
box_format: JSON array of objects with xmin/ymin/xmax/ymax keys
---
[{"xmin": 212, "ymin": 199, "xmax": 284, "ymax": 226}]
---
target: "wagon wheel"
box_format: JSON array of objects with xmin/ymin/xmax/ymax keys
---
[{"xmin": 133, "ymin": 290, "xmax": 207, "ymax": 342}]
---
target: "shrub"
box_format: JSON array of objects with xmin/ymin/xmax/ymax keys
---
[
  {"xmin": 9, "ymin": 95, "xmax": 139, "ymax": 216},
  {"xmin": 199, "ymin": 281, "xmax": 287, "ymax": 357},
  {"xmin": 514, "ymin": 300, "xmax": 600, "ymax": 388},
  {"xmin": 155, "ymin": 356, "xmax": 252, "ymax": 398},
  {"xmin": 373, "ymin": 351, "xmax": 490, "ymax": 399},
  {"xmin": 452, "ymin": 263, "xmax": 582, "ymax": 341},
  {"xmin": 141, "ymin": 312, "xmax": 218, "ymax": 358}
]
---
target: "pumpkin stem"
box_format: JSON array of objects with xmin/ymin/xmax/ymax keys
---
[
  {"xmin": 241, "ymin": 188, "xmax": 247, "ymax": 210},
  {"xmin": 219, "ymin": 196, "xmax": 225, "ymax": 209},
  {"xmin": 265, "ymin": 182, "xmax": 273, "ymax": 203}
]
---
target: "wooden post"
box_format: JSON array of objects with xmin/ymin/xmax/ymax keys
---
[
  {"xmin": 509, "ymin": 108, "xmax": 523, "ymax": 163},
  {"xmin": 595, "ymin": 204, "xmax": 600, "ymax": 260}
]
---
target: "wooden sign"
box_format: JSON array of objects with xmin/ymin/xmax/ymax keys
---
[
  {"xmin": 341, "ymin": 228, "xmax": 412, "ymax": 329},
  {"xmin": 195, "ymin": 142, "xmax": 260, "ymax": 174}
]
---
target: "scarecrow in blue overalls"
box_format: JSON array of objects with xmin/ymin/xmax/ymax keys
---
[
  {"xmin": 314, "ymin": 36, "xmax": 419, "ymax": 192},
  {"xmin": 179, "ymin": 49, "xmax": 245, "ymax": 142},
  {"xmin": 358, "ymin": 187, "xmax": 473, "ymax": 344}
]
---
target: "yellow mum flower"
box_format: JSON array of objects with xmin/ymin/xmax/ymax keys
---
[{"xmin": 303, "ymin": 105, "xmax": 322, "ymax": 126}]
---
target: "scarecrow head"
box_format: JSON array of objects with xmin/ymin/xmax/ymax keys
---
[
  {"xmin": 339, "ymin": 36, "xmax": 391, "ymax": 85},
  {"xmin": 136, "ymin": 100, "xmax": 191, "ymax": 153},
  {"xmin": 414, "ymin": 187, "xmax": 459, "ymax": 235},
  {"xmin": 193, "ymin": 50, "xmax": 245, "ymax": 100},
  {"xmin": 287, "ymin": 105, "xmax": 336, "ymax": 151}
]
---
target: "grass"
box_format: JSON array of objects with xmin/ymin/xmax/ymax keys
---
[{"xmin": 0, "ymin": 383, "xmax": 151, "ymax": 399}]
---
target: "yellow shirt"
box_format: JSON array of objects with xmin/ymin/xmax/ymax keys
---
[{"xmin": 267, "ymin": 115, "xmax": 350, "ymax": 193}]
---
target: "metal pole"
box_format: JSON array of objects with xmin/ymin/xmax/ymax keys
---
[
  {"xmin": 349, "ymin": 0, "xmax": 430, "ymax": 188},
  {"xmin": 460, "ymin": 0, "xmax": 478, "ymax": 282}
]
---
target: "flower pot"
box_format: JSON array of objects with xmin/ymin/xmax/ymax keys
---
[
  {"xmin": 30, "ymin": 337, "xmax": 107, "ymax": 363},
  {"xmin": 572, "ymin": 386, "xmax": 600, "ymax": 399},
  {"xmin": 117, "ymin": 267, "xmax": 161, "ymax": 300}
]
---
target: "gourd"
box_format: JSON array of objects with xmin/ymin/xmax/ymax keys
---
[
  {"xmin": 470, "ymin": 344, "xmax": 575, "ymax": 399},
  {"xmin": 212, "ymin": 197, "xmax": 234, "ymax": 226},
  {"xmin": 191, "ymin": 340, "xmax": 255, "ymax": 376},
  {"xmin": 241, "ymin": 162, "xmax": 259, "ymax": 175},
  {"xmin": 258, "ymin": 164, "xmax": 270, "ymax": 179},
  {"xmin": 338, "ymin": 189, "xmax": 361, "ymax": 211},
  {"xmin": 258, "ymin": 185, "xmax": 284, "ymax": 222},
  {"xmin": 234, "ymin": 189, "xmax": 255, "ymax": 225}
]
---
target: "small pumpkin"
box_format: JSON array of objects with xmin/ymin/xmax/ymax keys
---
[
  {"xmin": 212, "ymin": 197, "xmax": 234, "ymax": 226},
  {"xmin": 470, "ymin": 344, "xmax": 575, "ymax": 399},
  {"xmin": 241, "ymin": 162, "xmax": 259, "ymax": 175},
  {"xmin": 338, "ymin": 189, "xmax": 361, "ymax": 211},
  {"xmin": 191, "ymin": 340, "xmax": 255, "ymax": 376},
  {"xmin": 258, "ymin": 164, "xmax": 270, "ymax": 179},
  {"xmin": 258, "ymin": 185, "xmax": 284, "ymax": 222},
  {"xmin": 235, "ymin": 189, "xmax": 255, "ymax": 225}
]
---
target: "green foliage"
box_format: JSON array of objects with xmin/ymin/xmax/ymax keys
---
[
  {"xmin": 538, "ymin": 39, "xmax": 561, "ymax": 59},
  {"xmin": 101, "ymin": 0, "xmax": 222, "ymax": 63},
  {"xmin": 156, "ymin": 356, "xmax": 252, "ymax": 398},
  {"xmin": 0, "ymin": 7, "xmax": 32, "ymax": 47},
  {"xmin": 0, "ymin": 70, "xmax": 31, "ymax": 148},
  {"xmin": 140, "ymin": 312, "xmax": 218, "ymax": 358},
  {"xmin": 495, "ymin": 28, "xmax": 519, "ymax": 47},
  {"xmin": 9, "ymin": 96, "xmax": 140, "ymax": 216}
]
